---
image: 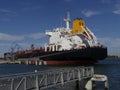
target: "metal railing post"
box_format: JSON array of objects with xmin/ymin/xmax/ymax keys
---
[
  {"xmin": 35, "ymin": 75, "xmax": 39, "ymax": 90},
  {"xmin": 11, "ymin": 79, "xmax": 14, "ymax": 90},
  {"xmin": 24, "ymin": 77, "xmax": 27, "ymax": 90},
  {"xmin": 60, "ymin": 72, "xmax": 64, "ymax": 85},
  {"xmin": 78, "ymin": 69, "xmax": 81, "ymax": 81}
]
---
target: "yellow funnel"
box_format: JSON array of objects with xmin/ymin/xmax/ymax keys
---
[{"xmin": 71, "ymin": 18, "xmax": 86, "ymax": 34}]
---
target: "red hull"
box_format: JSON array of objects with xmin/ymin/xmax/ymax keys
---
[
  {"xmin": 43, "ymin": 60, "xmax": 98, "ymax": 65},
  {"xmin": 19, "ymin": 60, "xmax": 98, "ymax": 65}
]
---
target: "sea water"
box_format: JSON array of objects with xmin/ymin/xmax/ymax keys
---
[{"xmin": 0, "ymin": 58, "xmax": 120, "ymax": 90}]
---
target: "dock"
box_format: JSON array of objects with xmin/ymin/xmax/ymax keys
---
[
  {"xmin": 0, "ymin": 66, "xmax": 109, "ymax": 90},
  {"xmin": 0, "ymin": 66, "xmax": 94, "ymax": 90},
  {"xmin": 0, "ymin": 60, "xmax": 11, "ymax": 64}
]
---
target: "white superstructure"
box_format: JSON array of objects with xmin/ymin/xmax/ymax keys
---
[{"xmin": 45, "ymin": 13, "xmax": 99, "ymax": 52}]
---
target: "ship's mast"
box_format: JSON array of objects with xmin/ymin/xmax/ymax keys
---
[{"xmin": 64, "ymin": 12, "xmax": 71, "ymax": 29}]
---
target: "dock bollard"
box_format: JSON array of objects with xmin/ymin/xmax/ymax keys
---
[{"xmin": 34, "ymin": 69, "xmax": 38, "ymax": 73}]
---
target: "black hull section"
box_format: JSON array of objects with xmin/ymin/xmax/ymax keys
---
[
  {"xmin": 39, "ymin": 47, "xmax": 107, "ymax": 61},
  {"xmin": 15, "ymin": 47, "xmax": 107, "ymax": 64}
]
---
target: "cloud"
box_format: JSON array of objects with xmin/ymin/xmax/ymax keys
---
[
  {"xmin": 113, "ymin": 10, "xmax": 120, "ymax": 14},
  {"xmin": 98, "ymin": 37, "xmax": 120, "ymax": 55},
  {"xmin": 0, "ymin": 9, "xmax": 16, "ymax": 22},
  {"xmin": 102, "ymin": 0, "xmax": 120, "ymax": 4},
  {"xmin": 0, "ymin": 41, "xmax": 46, "ymax": 57},
  {"xmin": 25, "ymin": 32, "xmax": 45, "ymax": 39},
  {"xmin": 99, "ymin": 37, "xmax": 120, "ymax": 48},
  {"xmin": 101, "ymin": 0, "xmax": 112, "ymax": 4},
  {"xmin": 22, "ymin": 6, "xmax": 41, "ymax": 11},
  {"xmin": 0, "ymin": 9, "xmax": 16, "ymax": 16},
  {"xmin": 0, "ymin": 18, "xmax": 11, "ymax": 22},
  {"xmin": 114, "ymin": 3, "xmax": 120, "ymax": 8},
  {"xmin": 81, "ymin": 10, "xmax": 100, "ymax": 17},
  {"xmin": 102, "ymin": 0, "xmax": 120, "ymax": 15},
  {"xmin": 0, "ymin": 32, "xmax": 46, "ymax": 57},
  {"xmin": 0, "ymin": 32, "xmax": 45, "ymax": 41},
  {"xmin": 0, "ymin": 33, "xmax": 24, "ymax": 41},
  {"xmin": 0, "ymin": 9, "xmax": 15, "ymax": 13},
  {"xmin": 113, "ymin": 3, "xmax": 120, "ymax": 15}
]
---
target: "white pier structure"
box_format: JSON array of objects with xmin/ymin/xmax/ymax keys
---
[
  {"xmin": 0, "ymin": 67, "xmax": 94, "ymax": 90},
  {"xmin": 85, "ymin": 74, "xmax": 109, "ymax": 90}
]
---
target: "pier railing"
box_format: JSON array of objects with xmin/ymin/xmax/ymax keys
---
[{"xmin": 0, "ymin": 67, "xmax": 94, "ymax": 90}]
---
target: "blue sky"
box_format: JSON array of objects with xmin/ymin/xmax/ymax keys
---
[{"xmin": 0, "ymin": 0, "xmax": 120, "ymax": 57}]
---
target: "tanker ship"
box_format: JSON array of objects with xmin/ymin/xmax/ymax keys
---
[{"xmin": 4, "ymin": 13, "xmax": 107, "ymax": 65}]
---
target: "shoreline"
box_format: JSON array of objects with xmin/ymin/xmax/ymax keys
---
[{"xmin": 0, "ymin": 60, "xmax": 11, "ymax": 64}]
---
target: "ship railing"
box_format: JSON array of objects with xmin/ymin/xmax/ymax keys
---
[{"xmin": 0, "ymin": 66, "xmax": 94, "ymax": 90}]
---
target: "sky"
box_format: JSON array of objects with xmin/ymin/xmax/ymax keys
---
[{"xmin": 0, "ymin": 0, "xmax": 120, "ymax": 57}]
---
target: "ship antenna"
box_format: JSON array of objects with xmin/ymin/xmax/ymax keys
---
[{"xmin": 64, "ymin": 12, "xmax": 71, "ymax": 29}]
